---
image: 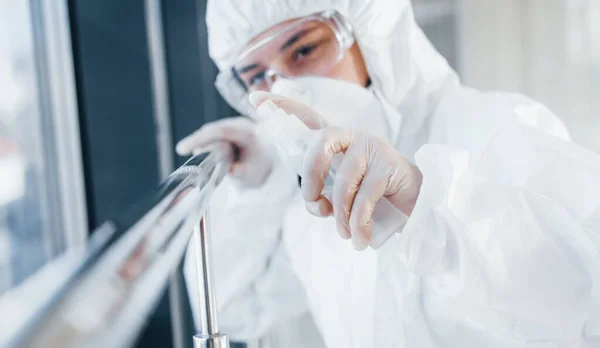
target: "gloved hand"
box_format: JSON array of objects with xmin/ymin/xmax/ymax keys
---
[
  {"xmin": 176, "ymin": 117, "xmax": 273, "ymax": 188},
  {"xmin": 250, "ymin": 91, "xmax": 423, "ymax": 246}
]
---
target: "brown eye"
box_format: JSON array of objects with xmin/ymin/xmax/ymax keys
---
[{"xmin": 293, "ymin": 45, "xmax": 317, "ymax": 61}]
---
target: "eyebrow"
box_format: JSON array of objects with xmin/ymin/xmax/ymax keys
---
[
  {"xmin": 237, "ymin": 63, "xmax": 259, "ymax": 74},
  {"xmin": 236, "ymin": 26, "xmax": 317, "ymax": 74},
  {"xmin": 279, "ymin": 29, "xmax": 309, "ymax": 52}
]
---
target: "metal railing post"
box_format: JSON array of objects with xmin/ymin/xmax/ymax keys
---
[{"xmin": 191, "ymin": 210, "xmax": 229, "ymax": 348}]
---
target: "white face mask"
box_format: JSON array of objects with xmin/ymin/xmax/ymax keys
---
[{"xmin": 270, "ymin": 76, "xmax": 403, "ymax": 143}]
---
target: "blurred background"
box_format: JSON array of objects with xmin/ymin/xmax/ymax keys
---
[{"xmin": 0, "ymin": 0, "xmax": 597, "ymax": 347}]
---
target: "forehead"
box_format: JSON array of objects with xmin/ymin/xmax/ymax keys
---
[
  {"xmin": 245, "ymin": 17, "xmax": 302, "ymax": 49},
  {"xmin": 237, "ymin": 16, "xmax": 325, "ymax": 66}
]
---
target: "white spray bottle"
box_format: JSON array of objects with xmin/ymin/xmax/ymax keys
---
[{"xmin": 255, "ymin": 99, "xmax": 408, "ymax": 250}]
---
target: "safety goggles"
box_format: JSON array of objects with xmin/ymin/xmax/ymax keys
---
[{"xmin": 215, "ymin": 10, "xmax": 355, "ymax": 114}]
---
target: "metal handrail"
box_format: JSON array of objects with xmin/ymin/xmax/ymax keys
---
[{"xmin": 0, "ymin": 144, "xmax": 233, "ymax": 348}]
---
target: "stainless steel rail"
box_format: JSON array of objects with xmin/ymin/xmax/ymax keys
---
[
  {"xmin": 0, "ymin": 144, "xmax": 233, "ymax": 348},
  {"xmin": 191, "ymin": 214, "xmax": 229, "ymax": 348}
]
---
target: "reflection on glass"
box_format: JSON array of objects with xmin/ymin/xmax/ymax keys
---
[{"xmin": 0, "ymin": 0, "xmax": 62, "ymax": 293}]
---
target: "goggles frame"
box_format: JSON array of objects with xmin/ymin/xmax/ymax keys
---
[{"xmin": 215, "ymin": 9, "xmax": 355, "ymax": 115}]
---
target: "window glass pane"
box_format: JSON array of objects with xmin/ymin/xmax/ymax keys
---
[{"xmin": 0, "ymin": 0, "xmax": 65, "ymax": 292}]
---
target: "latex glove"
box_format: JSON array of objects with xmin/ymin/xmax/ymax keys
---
[
  {"xmin": 176, "ymin": 117, "xmax": 273, "ymax": 188},
  {"xmin": 250, "ymin": 91, "xmax": 423, "ymax": 246}
]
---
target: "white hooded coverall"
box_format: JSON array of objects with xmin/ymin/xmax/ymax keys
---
[{"xmin": 185, "ymin": 1, "xmax": 600, "ymax": 347}]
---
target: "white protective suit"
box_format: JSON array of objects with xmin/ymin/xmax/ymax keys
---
[{"xmin": 185, "ymin": 0, "xmax": 600, "ymax": 347}]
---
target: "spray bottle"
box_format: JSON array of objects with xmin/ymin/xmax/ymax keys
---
[{"xmin": 255, "ymin": 100, "xmax": 408, "ymax": 250}]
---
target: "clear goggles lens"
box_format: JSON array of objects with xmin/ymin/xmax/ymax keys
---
[{"xmin": 232, "ymin": 14, "xmax": 352, "ymax": 93}]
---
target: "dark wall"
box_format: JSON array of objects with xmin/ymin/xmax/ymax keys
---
[
  {"xmin": 162, "ymin": 0, "xmax": 234, "ymax": 168},
  {"xmin": 69, "ymin": 0, "xmax": 161, "ymax": 228}
]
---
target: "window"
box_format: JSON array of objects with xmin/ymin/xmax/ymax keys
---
[{"xmin": 0, "ymin": 0, "xmax": 87, "ymax": 293}]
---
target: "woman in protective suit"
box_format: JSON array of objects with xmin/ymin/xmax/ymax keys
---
[{"xmin": 180, "ymin": 1, "xmax": 600, "ymax": 347}]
